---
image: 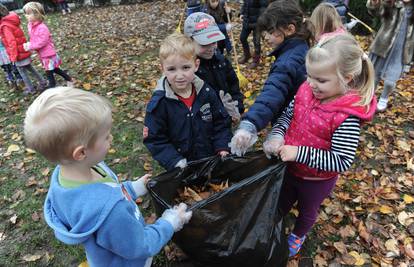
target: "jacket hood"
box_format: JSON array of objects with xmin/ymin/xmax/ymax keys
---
[
  {"xmin": 43, "ymin": 163, "xmax": 125, "ymax": 245},
  {"xmin": 154, "ymin": 75, "xmax": 205, "ymax": 100},
  {"xmin": 1, "ymin": 12, "xmax": 20, "ymax": 27}
]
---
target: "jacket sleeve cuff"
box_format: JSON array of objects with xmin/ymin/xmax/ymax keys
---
[{"xmin": 122, "ymin": 181, "xmax": 139, "ymax": 200}]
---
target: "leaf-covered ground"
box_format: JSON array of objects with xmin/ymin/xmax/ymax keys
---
[{"xmin": 0, "ymin": 1, "xmax": 413, "ymax": 266}]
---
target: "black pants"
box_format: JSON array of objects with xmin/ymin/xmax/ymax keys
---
[
  {"xmin": 46, "ymin": 68, "xmax": 71, "ymax": 88},
  {"xmin": 1, "ymin": 63, "xmax": 21, "ymax": 81},
  {"xmin": 240, "ymin": 24, "xmax": 261, "ymax": 55}
]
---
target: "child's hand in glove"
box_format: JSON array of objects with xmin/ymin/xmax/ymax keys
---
[
  {"xmin": 175, "ymin": 158, "xmax": 187, "ymax": 169},
  {"xmin": 131, "ymin": 174, "xmax": 151, "ymax": 197},
  {"xmin": 161, "ymin": 203, "xmax": 192, "ymax": 232},
  {"xmin": 263, "ymin": 136, "xmax": 284, "ymax": 159},
  {"xmin": 219, "ymin": 90, "xmax": 241, "ymax": 121},
  {"xmin": 229, "ymin": 120, "xmax": 258, "ymax": 156},
  {"xmin": 23, "ymin": 42, "xmax": 30, "ymax": 51}
]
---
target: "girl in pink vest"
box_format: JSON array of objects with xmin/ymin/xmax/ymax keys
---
[
  {"xmin": 263, "ymin": 34, "xmax": 377, "ymax": 257},
  {"xmin": 22, "ymin": 2, "xmax": 73, "ymax": 89}
]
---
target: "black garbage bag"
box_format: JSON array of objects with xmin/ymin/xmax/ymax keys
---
[{"xmin": 147, "ymin": 151, "xmax": 289, "ymax": 267}]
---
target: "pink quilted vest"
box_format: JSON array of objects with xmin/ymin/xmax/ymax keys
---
[{"xmin": 284, "ymin": 82, "xmax": 376, "ymax": 180}]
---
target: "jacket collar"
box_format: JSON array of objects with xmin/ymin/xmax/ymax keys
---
[
  {"xmin": 154, "ymin": 75, "xmax": 205, "ymax": 100},
  {"xmin": 268, "ymin": 38, "xmax": 307, "ymax": 58},
  {"xmin": 198, "ymin": 50, "xmax": 224, "ymax": 65}
]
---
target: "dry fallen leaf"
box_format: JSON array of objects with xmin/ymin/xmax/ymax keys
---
[
  {"xmin": 7, "ymin": 144, "xmax": 20, "ymax": 154},
  {"xmin": 22, "ymin": 253, "xmax": 42, "ymax": 262}
]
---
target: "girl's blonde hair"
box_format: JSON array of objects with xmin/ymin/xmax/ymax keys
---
[
  {"xmin": 306, "ymin": 34, "xmax": 374, "ymax": 107},
  {"xmin": 23, "ymin": 2, "xmax": 46, "ymax": 22},
  {"xmin": 310, "ymin": 3, "xmax": 344, "ymax": 41}
]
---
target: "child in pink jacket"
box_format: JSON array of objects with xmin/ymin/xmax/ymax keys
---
[{"xmin": 23, "ymin": 2, "xmax": 73, "ymax": 88}]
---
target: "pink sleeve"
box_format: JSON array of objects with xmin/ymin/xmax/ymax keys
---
[{"xmin": 28, "ymin": 23, "xmax": 50, "ymax": 51}]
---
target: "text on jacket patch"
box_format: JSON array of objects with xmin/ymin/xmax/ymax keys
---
[{"xmin": 200, "ymin": 103, "xmax": 212, "ymax": 122}]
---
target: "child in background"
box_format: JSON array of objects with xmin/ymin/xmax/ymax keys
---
[
  {"xmin": 186, "ymin": 0, "xmax": 203, "ymax": 16},
  {"xmin": 310, "ymin": 2, "xmax": 347, "ymax": 42},
  {"xmin": 238, "ymin": 0, "xmax": 268, "ymax": 68},
  {"xmin": 144, "ymin": 33, "xmax": 232, "ymax": 171},
  {"xmin": 23, "ymin": 2, "xmax": 73, "ymax": 89},
  {"xmin": 54, "ymin": 0, "xmax": 71, "ymax": 15},
  {"xmin": 203, "ymin": 0, "xmax": 232, "ymax": 55},
  {"xmin": 263, "ymin": 34, "xmax": 376, "ymax": 257},
  {"xmin": 0, "ymin": 4, "xmax": 46, "ymax": 94},
  {"xmin": 0, "ymin": 38, "xmax": 22, "ymax": 85},
  {"xmin": 184, "ymin": 12, "xmax": 244, "ymax": 121},
  {"xmin": 230, "ymin": 0, "xmax": 313, "ymax": 156},
  {"xmin": 367, "ymin": 0, "xmax": 414, "ymax": 111},
  {"xmin": 24, "ymin": 87, "xmax": 192, "ymax": 267}
]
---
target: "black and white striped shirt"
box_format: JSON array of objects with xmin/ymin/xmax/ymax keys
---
[{"xmin": 270, "ymin": 100, "xmax": 361, "ymax": 173}]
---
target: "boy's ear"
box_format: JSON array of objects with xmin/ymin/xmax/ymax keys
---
[
  {"xmin": 194, "ymin": 58, "xmax": 200, "ymax": 72},
  {"xmin": 286, "ymin": 24, "xmax": 296, "ymax": 37},
  {"xmin": 72, "ymin": 145, "xmax": 87, "ymax": 161}
]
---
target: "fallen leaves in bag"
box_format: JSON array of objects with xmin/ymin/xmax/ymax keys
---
[{"xmin": 175, "ymin": 180, "xmax": 229, "ymax": 205}]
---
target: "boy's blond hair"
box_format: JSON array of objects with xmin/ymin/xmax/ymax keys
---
[
  {"xmin": 159, "ymin": 32, "xmax": 196, "ymax": 63},
  {"xmin": 23, "ymin": 2, "xmax": 46, "ymax": 22},
  {"xmin": 310, "ymin": 3, "xmax": 343, "ymax": 41},
  {"xmin": 24, "ymin": 87, "xmax": 112, "ymax": 163}
]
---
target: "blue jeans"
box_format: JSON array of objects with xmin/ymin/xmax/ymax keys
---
[{"xmin": 16, "ymin": 64, "xmax": 45, "ymax": 90}]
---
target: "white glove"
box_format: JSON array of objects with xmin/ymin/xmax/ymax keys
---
[
  {"xmin": 345, "ymin": 19, "xmax": 359, "ymax": 30},
  {"xmin": 175, "ymin": 158, "xmax": 187, "ymax": 169},
  {"xmin": 263, "ymin": 135, "xmax": 284, "ymax": 159},
  {"xmin": 131, "ymin": 174, "xmax": 151, "ymax": 197},
  {"xmin": 225, "ymin": 23, "xmax": 232, "ymax": 32},
  {"xmin": 229, "ymin": 120, "xmax": 258, "ymax": 156},
  {"xmin": 219, "ymin": 90, "xmax": 240, "ymax": 121},
  {"xmin": 23, "ymin": 42, "xmax": 30, "ymax": 51},
  {"xmin": 161, "ymin": 203, "xmax": 192, "ymax": 232}
]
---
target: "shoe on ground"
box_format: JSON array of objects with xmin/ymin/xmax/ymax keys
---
[
  {"xmin": 376, "ymin": 98, "xmax": 388, "ymax": 112},
  {"xmin": 66, "ymin": 80, "xmax": 74, "ymax": 87},
  {"xmin": 288, "ymin": 233, "xmax": 306, "ymax": 257},
  {"xmin": 38, "ymin": 80, "xmax": 48, "ymax": 91},
  {"xmin": 23, "ymin": 87, "xmax": 36, "ymax": 95}
]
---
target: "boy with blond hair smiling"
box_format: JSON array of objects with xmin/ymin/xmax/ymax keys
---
[
  {"xmin": 143, "ymin": 32, "xmax": 232, "ymax": 170},
  {"xmin": 24, "ymin": 87, "xmax": 192, "ymax": 267}
]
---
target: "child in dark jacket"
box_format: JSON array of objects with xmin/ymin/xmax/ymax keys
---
[
  {"xmin": 185, "ymin": 0, "xmax": 203, "ymax": 15},
  {"xmin": 230, "ymin": 0, "xmax": 314, "ymax": 156},
  {"xmin": 184, "ymin": 12, "xmax": 244, "ymax": 121},
  {"xmin": 238, "ymin": 0, "xmax": 268, "ymax": 68},
  {"xmin": 203, "ymin": 0, "xmax": 232, "ymax": 55},
  {"xmin": 144, "ymin": 32, "xmax": 233, "ymax": 171}
]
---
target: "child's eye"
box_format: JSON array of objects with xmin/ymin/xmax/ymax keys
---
[
  {"xmin": 166, "ymin": 67, "xmax": 175, "ymax": 71},
  {"xmin": 183, "ymin": 65, "xmax": 191, "ymax": 70}
]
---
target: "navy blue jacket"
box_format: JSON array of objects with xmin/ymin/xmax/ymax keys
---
[
  {"xmin": 242, "ymin": 38, "xmax": 309, "ymax": 131},
  {"xmin": 240, "ymin": 0, "xmax": 268, "ymax": 28},
  {"xmin": 197, "ymin": 52, "xmax": 245, "ymax": 114},
  {"xmin": 144, "ymin": 76, "xmax": 233, "ymax": 171}
]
